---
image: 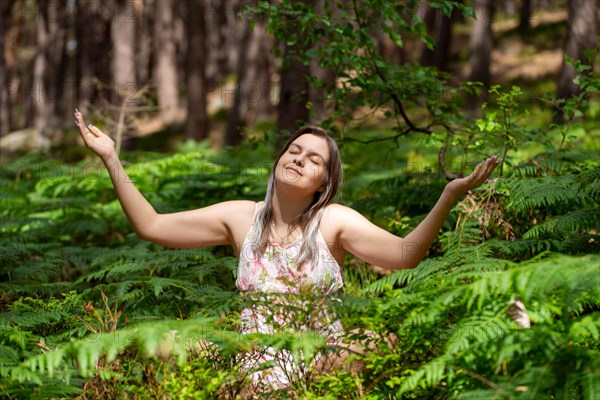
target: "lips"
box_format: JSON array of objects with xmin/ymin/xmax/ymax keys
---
[{"xmin": 285, "ymin": 165, "xmax": 303, "ymax": 176}]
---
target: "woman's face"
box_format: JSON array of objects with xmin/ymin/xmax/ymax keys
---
[{"xmin": 275, "ymin": 134, "xmax": 330, "ymax": 195}]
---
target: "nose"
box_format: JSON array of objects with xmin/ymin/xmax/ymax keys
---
[{"xmin": 293, "ymin": 153, "xmax": 305, "ymax": 167}]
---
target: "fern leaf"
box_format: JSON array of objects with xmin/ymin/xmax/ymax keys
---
[
  {"xmin": 362, "ymin": 268, "xmax": 416, "ymax": 294},
  {"xmin": 507, "ymin": 175, "xmax": 590, "ymax": 215},
  {"xmin": 398, "ymin": 356, "xmax": 449, "ymax": 395},
  {"xmin": 582, "ymin": 367, "xmax": 600, "ymax": 400}
]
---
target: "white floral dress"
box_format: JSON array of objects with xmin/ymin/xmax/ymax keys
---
[{"xmin": 235, "ymin": 206, "xmax": 344, "ymax": 389}]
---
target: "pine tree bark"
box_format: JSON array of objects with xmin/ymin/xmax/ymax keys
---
[
  {"xmin": 0, "ymin": 9, "xmax": 5, "ymax": 137},
  {"xmin": 136, "ymin": 0, "xmax": 153, "ymax": 87},
  {"xmin": 185, "ymin": 0, "xmax": 209, "ymax": 141},
  {"xmin": 309, "ymin": 0, "xmax": 336, "ymax": 125},
  {"xmin": 276, "ymin": 0, "xmax": 313, "ymax": 139},
  {"xmin": 224, "ymin": 21, "xmax": 254, "ymax": 146},
  {"xmin": 32, "ymin": 0, "xmax": 67, "ymax": 147},
  {"xmin": 518, "ymin": 0, "xmax": 532, "ymax": 32},
  {"xmin": 277, "ymin": 46, "xmax": 310, "ymax": 136},
  {"xmin": 555, "ymin": 0, "xmax": 597, "ymax": 101},
  {"xmin": 205, "ymin": 0, "xmax": 230, "ymax": 83},
  {"xmin": 224, "ymin": 1, "xmax": 275, "ymax": 147},
  {"xmin": 309, "ymin": 58, "xmax": 335, "ymax": 125},
  {"xmin": 1, "ymin": 0, "xmax": 16, "ymax": 137},
  {"xmin": 111, "ymin": 0, "xmax": 138, "ymax": 151},
  {"xmin": 76, "ymin": 0, "xmax": 111, "ymax": 114},
  {"xmin": 253, "ymin": 25, "xmax": 276, "ymax": 124},
  {"xmin": 154, "ymin": 0, "xmax": 179, "ymax": 125},
  {"xmin": 466, "ymin": 0, "xmax": 494, "ymax": 115},
  {"xmin": 419, "ymin": 5, "xmax": 457, "ymax": 72}
]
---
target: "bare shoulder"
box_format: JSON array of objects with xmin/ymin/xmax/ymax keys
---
[
  {"xmin": 218, "ymin": 199, "xmax": 258, "ymax": 226},
  {"xmin": 323, "ymin": 203, "xmax": 364, "ymax": 220},
  {"xmin": 320, "ymin": 202, "xmax": 380, "ymax": 241},
  {"xmin": 320, "ymin": 203, "xmax": 362, "ymax": 237},
  {"xmin": 217, "ymin": 199, "xmax": 257, "ymax": 215},
  {"xmin": 215, "ymin": 200, "xmax": 259, "ymax": 250}
]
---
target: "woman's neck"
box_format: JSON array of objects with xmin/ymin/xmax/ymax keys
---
[{"xmin": 271, "ymin": 186, "xmax": 313, "ymax": 226}]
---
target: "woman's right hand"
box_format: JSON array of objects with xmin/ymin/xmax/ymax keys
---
[{"xmin": 74, "ymin": 108, "xmax": 116, "ymax": 161}]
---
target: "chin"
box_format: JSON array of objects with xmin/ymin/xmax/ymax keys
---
[{"xmin": 276, "ymin": 175, "xmax": 314, "ymax": 194}]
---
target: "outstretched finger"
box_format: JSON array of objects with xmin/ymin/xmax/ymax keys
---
[
  {"xmin": 468, "ymin": 156, "xmax": 498, "ymax": 187},
  {"xmin": 74, "ymin": 108, "xmax": 85, "ymax": 125},
  {"xmin": 74, "ymin": 109, "xmax": 91, "ymax": 134},
  {"xmin": 471, "ymin": 160, "xmax": 485, "ymax": 179},
  {"xmin": 479, "ymin": 156, "xmax": 500, "ymax": 183},
  {"xmin": 485, "ymin": 155, "xmax": 501, "ymax": 175},
  {"xmin": 87, "ymin": 124, "xmax": 103, "ymax": 137},
  {"xmin": 74, "ymin": 109, "xmax": 93, "ymax": 142}
]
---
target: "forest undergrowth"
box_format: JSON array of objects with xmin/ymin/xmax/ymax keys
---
[
  {"xmin": 1, "ymin": 86, "xmax": 599, "ymax": 399},
  {"xmin": 1, "ymin": 2, "xmax": 600, "ymax": 397}
]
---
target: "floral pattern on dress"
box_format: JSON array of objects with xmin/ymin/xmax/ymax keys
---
[{"xmin": 235, "ymin": 220, "xmax": 344, "ymax": 389}]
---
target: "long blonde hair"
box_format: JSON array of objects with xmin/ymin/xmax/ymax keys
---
[{"xmin": 250, "ymin": 126, "xmax": 343, "ymax": 266}]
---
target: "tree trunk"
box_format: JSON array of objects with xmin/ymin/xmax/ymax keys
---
[
  {"xmin": 277, "ymin": 45, "xmax": 310, "ymax": 137},
  {"xmin": 555, "ymin": 0, "xmax": 597, "ymax": 101},
  {"xmin": 309, "ymin": 58, "xmax": 335, "ymax": 125},
  {"xmin": 374, "ymin": 27, "xmax": 404, "ymax": 65},
  {"xmin": 32, "ymin": 0, "xmax": 67, "ymax": 147},
  {"xmin": 53, "ymin": 3, "xmax": 69, "ymax": 127},
  {"xmin": 1, "ymin": 0, "xmax": 16, "ymax": 137},
  {"xmin": 518, "ymin": 0, "xmax": 532, "ymax": 32},
  {"xmin": 185, "ymin": 0, "xmax": 209, "ymax": 141},
  {"xmin": 276, "ymin": 0, "xmax": 314, "ymax": 139},
  {"xmin": 205, "ymin": 0, "xmax": 230, "ymax": 83},
  {"xmin": 174, "ymin": 1, "xmax": 187, "ymax": 103},
  {"xmin": 154, "ymin": 0, "xmax": 179, "ymax": 125},
  {"xmin": 224, "ymin": 1, "xmax": 274, "ymax": 147},
  {"xmin": 0, "ymin": 8, "xmax": 5, "ymax": 137},
  {"xmin": 419, "ymin": 5, "xmax": 457, "ymax": 72},
  {"xmin": 224, "ymin": 22, "xmax": 254, "ymax": 146},
  {"xmin": 250, "ymin": 23, "xmax": 275, "ymax": 124},
  {"xmin": 76, "ymin": 0, "xmax": 111, "ymax": 114},
  {"xmin": 111, "ymin": 0, "xmax": 138, "ymax": 151},
  {"xmin": 136, "ymin": 0, "xmax": 153, "ymax": 87},
  {"xmin": 75, "ymin": 0, "xmax": 96, "ymax": 114},
  {"xmin": 309, "ymin": 0, "xmax": 336, "ymax": 125},
  {"xmin": 466, "ymin": 0, "xmax": 494, "ymax": 115}
]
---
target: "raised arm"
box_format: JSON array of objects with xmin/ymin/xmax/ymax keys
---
[
  {"xmin": 330, "ymin": 155, "xmax": 500, "ymax": 270},
  {"xmin": 74, "ymin": 109, "xmax": 251, "ymax": 249}
]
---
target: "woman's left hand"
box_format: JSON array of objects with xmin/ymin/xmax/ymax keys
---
[{"xmin": 445, "ymin": 154, "xmax": 501, "ymax": 199}]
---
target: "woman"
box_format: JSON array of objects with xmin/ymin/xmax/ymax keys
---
[{"xmin": 74, "ymin": 109, "xmax": 500, "ymax": 390}]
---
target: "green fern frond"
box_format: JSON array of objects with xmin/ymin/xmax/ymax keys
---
[
  {"xmin": 577, "ymin": 165, "xmax": 600, "ymax": 191},
  {"xmin": 523, "ymin": 208, "xmax": 600, "ymax": 239},
  {"xmin": 582, "ymin": 366, "xmax": 600, "ymax": 400},
  {"xmin": 398, "ymin": 355, "xmax": 450, "ymax": 395},
  {"xmin": 507, "ymin": 175, "xmax": 590, "ymax": 215},
  {"xmin": 147, "ymin": 277, "xmax": 198, "ymax": 297},
  {"xmin": 362, "ymin": 268, "xmax": 416, "ymax": 295},
  {"xmin": 513, "ymin": 157, "xmax": 575, "ymax": 177},
  {"xmin": 569, "ymin": 313, "xmax": 600, "ymax": 343},
  {"xmin": 487, "ymin": 238, "xmax": 563, "ymax": 260},
  {"xmin": 466, "ymin": 254, "xmax": 599, "ymax": 314},
  {"xmin": 452, "ymin": 389, "xmax": 501, "ymax": 399},
  {"xmin": 445, "ymin": 314, "xmax": 512, "ymax": 355},
  {"xmin": 12, "ymin": 316, "xmax": 224, "ymax": 382}
]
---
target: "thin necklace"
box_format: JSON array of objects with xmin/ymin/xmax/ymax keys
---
[{"xmin": 271, "ymin": 221, "xmax": 298, "ymax": 244}]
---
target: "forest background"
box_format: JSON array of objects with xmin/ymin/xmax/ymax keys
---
[{"xmin": 1, "ymin": 0, "xmax": 599, "ymax": 399}]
